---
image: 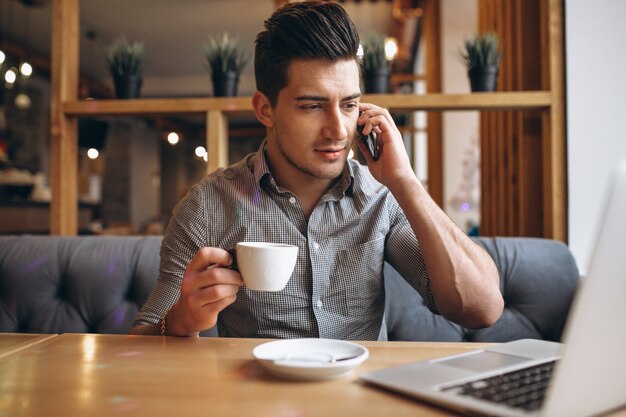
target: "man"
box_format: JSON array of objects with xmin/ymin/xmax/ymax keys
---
[{"xmin": 130, "ymin": 1, "xmax": 503, "ymax": 339}]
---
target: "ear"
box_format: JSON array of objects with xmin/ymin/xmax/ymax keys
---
[{"xmin": 252, "ymin": 91, "xmax": 274, "ymax": 128}]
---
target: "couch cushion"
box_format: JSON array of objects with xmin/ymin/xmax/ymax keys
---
[
  {"xmin": 1, "ymin": 235, "xmax": 579, "ymax": 342},
  {"xmin": 0, "ymin": 236, "xmax": 161, "ymax": 334},
  {"xmin": 385, "ymin": 237, "xmax": 580, "ymax": 342}
]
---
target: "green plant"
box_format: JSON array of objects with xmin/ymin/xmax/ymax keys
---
[
  {"xmin": 106, "ymin": 37, "xmax": 146, "ymax": 77},
  {"xmin": 361, "ymin": 34, "xmax": 392, "ymax": 71},
  {"xmin": 461, "ymin": 32, "xmax": 502, "ymax": 70},
  {"xmin": 202, "ymin": 33, "xmax": 249, "ymax": 75}
]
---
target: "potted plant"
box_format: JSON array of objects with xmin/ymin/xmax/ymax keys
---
[
  {"xmin": 106, "ymin": 37, "xmax": 146, "ymax": 99},
  {"xmin": 203, "ymin": 33, "xmax": 249, "ymax": 97},
  {"xmin": 461, "ymin": 32, "xmax": 502, "ymax": 92},
  {"xmin": 361, "ymin": 34, "xmax": 393, "ymax": 94}
]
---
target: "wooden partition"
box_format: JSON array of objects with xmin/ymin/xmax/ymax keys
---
[
  {"xmin": 478, "ymin": 0, "xmax": 566, "ymax": 239},
  {"xmin": 49, "ymin": 0, "xmax": 566, "ymax": 240}
]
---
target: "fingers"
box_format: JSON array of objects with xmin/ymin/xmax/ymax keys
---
[
  {"xmin": 172, "ymin": 247, "xmax": 244, "ymax": 334},
  {"xmin": 182, "ymin": 246, "xmax": 243, "ymax": 306},
  {"xmin": 185, "ymin": 280, "xmax": 240, "ymax": 309},
  {"xmin": 358, "ymin": 103, "xmax": 393, "ymax": 127},
  {"xmin": 183, "ymin": 248, "xmax": 244, "ymax": 294},
  {"xmin": 186, "ymin": 246, "xmax": 234, "ymax": 273}
]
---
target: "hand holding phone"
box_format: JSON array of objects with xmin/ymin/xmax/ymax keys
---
[{"xmin": 357, "ymin": 122, "xmax": 379, "ymax": 161}]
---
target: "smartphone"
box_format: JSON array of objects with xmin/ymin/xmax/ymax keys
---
[{"xmin": 357, "ymin": 123, "xmax": 379, "ymax": 161}]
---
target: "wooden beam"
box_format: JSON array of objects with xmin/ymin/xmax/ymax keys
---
[
  {"xmin": 206, "ymin": 110, "xmax": 229, "ymax": 174},
  {"xmin": 544, "ymin": 0, "xmax": 567, "ymax": 241},
  {"xmin": 50, "ymin": 0, "xmax": 79, "ymax": 235},
  {"xmin": 422, "ymin": 0, "xmax": 443, "ymax": 206}
]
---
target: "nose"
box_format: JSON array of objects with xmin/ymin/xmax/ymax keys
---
[{"xmin": 321, "ymin": 106, "xmax": 349, "ymax": 141}]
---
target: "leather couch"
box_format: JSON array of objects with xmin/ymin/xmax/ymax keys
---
[{"xmin": 0, "ymin": 235, "xmax": 579, "ymax": 342}]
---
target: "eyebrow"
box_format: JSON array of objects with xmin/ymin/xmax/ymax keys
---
[{"xmin": 294, "ymin": 93, "xmax": 362, "ymax": 102}]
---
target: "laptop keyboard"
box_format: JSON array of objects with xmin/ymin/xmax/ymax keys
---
[{"xmin": 442, "ymin": 360, "xmax": 557, "ymax": 412}]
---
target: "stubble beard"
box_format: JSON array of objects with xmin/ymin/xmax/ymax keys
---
[{"xmin": 273, "ymin": 127, "xmax": 347, "ymax": 181}]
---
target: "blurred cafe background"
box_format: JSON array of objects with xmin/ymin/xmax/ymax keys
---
[
  {"xmin": 1, "ymin": 0, "xmax": 458, "ymax": 236},
  {"xmin": 0, "ymin": 0, "xmax": 624, "ymax": 273}
]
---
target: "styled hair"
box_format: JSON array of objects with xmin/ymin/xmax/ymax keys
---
[{"xmin": 254, "ymin": 1, "xmax": 360, "ymax": 106}]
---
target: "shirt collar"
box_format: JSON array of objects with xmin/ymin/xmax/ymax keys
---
[{"xmin": 250, "ymin": 139, "xmax": 272, "ymax": 186}]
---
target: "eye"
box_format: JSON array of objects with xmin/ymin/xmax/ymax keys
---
[
  {"xmin": 342, "ymin": 101, "xmax": 359, "ymax": 111},
  {"xmin": 299, "ymin": 103, "xmax": 322, "ymax": 111}
]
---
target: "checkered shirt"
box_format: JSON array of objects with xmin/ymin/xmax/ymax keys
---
[{"xmin": 134, "ymin": 142, "xmax": 435, "ymax": 340}]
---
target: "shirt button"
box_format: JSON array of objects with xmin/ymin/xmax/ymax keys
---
[
  {"xmin": 289, "ymin": 196, "xmax": 296, "ymax": 204},
  {"xmin": 316, "ymin": 300, "xmax": 323, "ymax": 308},
  {"xmin": 313, "ymin": 242, "xmax": 320, "ymax": 251}
]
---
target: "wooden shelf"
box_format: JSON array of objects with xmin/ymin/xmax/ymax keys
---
[
  {"xmin": 366, "ymin": 91, "xmax": 553, "ymax": 111},
  {"xmin": 63, "ymin": 96, "xmax": 254, "ymax": 116},
  {"xmin": 50, "ymin": 0, "xmax": 565, "ymax": 240},
  {"xmin": 62, "ymin": 91, "xmax": 553, "ymax": 116}
]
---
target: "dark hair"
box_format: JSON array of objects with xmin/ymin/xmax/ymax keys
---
[{"xmin": 254, "ymin": 1, "xmax": 360, "ymax": 106}]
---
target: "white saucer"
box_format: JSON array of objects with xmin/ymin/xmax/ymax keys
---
[{"xmin": 253, "ymin": 338, "xmax": 369, "ymax": 381}]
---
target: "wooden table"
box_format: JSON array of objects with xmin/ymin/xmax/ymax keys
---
[
  {"xmin": 0, "ymin": 334, "xmax": 624, "ymax": 417},
  {"xmin": 0, "ymin": 333, "xmax": 57, "ymax": 360}
]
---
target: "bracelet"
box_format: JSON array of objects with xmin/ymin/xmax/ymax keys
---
[{"xmin": 160, "ymin": 311, "xmax": 168, "ymax": 336}]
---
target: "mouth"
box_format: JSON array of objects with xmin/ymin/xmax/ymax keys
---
[{"xmin": 316, "ymin": 147, "xmax": 345, "ymax": 160}]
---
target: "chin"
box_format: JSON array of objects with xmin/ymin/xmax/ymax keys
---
[{"xmin": 316, "ymin": 164, "xmax": 346, "ymax": 180}]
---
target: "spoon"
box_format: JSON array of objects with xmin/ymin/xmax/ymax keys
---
[{"xmin": 274, "ymin": 351, "xmax": 362, "ymax": 364}]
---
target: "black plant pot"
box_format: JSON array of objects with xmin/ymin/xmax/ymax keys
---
[
  {"xmin": 212, "ymin": 71, "xmax": 239, "ymax": 97},
  {"xmin": 363, "ymin": 68, "xmax": 390, "ymax": 94},
  {"xmin": 468, "ymin": 66, "xmax": 499, "ymax": 92},
  {"xmin": 113, "ymin": 74, "xmax": 143, "ymax": 99}
]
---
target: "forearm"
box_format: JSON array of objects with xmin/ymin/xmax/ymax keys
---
[{"xmin": 387, "ymin": 176, "xmax": 503, "ymax": 328}]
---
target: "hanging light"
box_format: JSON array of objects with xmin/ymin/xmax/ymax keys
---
[
  {"xmin": 14, "ymin": 93, "xmax": 31, "ymax": 109},
  {"xmin": 20, "ymin": 61, "xmax": 33, "ymax": 77},
  {"xmin": 87, "ymin": 148, "xmax": 99, "ymax": 159},
  {"xmin": 384, "ymin": 37, "xmax": 399, "ymax": 61},
  {"xmin": 194, "ymin": 146, "xmax": 206, "ymax": 158},
  {"xmin": 166, "ymin": 132, "xmax": 180, "ymax": 145},
  {"xmin": 4, "ymin": 68, "xmax": 17, "ymax": 84},
  {"xmin": 0, "ymin": 50, "xmax": 5, "ymax": 65},
  {"xmin": 195, "ymin": 146, "xmax": 208, "ymax": 161}
]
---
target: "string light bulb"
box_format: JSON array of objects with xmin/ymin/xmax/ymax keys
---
[
  {"xmin": 4, "ymin": 68, "xmax": 17, "ymax": 84},
  {"xmin": 195, "ymin": 146, "xmax": 208, "ymax": 161},
  {"xmin": 20, "ymin": 62, "xmax": 33, "ymax": 77},
  {"xmin": 384, "ymin": 37, "xmax": 398, "ymax": 61},
  {"xmin": 87, "ymin": 148, "xmax": 99, "ymax": 159},
  {"xmin": 14, "ymin": 93, "xmax": 31, "ymax": 109},
  {"xmin": 166, "ymin": 132, "xmax": 180, "ymax": 145}
]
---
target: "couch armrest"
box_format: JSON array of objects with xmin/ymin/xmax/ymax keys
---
[{"xmin": 385, "ymin": 237, "xmax": 580, "ymax": 342}]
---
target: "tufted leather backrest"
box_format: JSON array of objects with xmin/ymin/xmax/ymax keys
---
[
  {"xmin": 0, "ymin": 236, "xmax": 161, "ymax": 334},
  {"xmin": 0, "ymin": 235, "xmax": 579, "ymax": 342},
  {"xmin": 385, "ymin": 237, "xmax": 580, "ymax": 342}
]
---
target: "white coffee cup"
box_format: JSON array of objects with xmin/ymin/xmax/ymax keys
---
[{"xmin": 235, "ymin": 242, "xmax": 299, "ymax": 291}]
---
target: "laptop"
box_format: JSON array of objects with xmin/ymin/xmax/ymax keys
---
[{"xmin": 361, "ymin": 160, "xmax": 626, "ymax": 417}]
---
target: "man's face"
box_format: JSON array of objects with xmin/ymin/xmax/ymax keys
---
[{"xmin": 265, "ymin": 58, "xmax": 361, "ymax": 184}]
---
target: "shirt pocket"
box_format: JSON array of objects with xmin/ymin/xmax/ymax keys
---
[{"xmin": 327, "ymin": 236, "xmax": 386, "ymax": 317}]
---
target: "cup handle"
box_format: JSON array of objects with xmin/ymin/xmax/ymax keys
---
[{"xmin": 225, "ymin": 248, "xmax": 239, "ymax": 271}]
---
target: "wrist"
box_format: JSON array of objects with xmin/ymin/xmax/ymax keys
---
[{"xmin": 161, "ymin": 303, "xmax": 200, "ymax": 337}]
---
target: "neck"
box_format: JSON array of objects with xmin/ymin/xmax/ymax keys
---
[{"xmin": 264, "ymin": 148, "xmax": 340, "ymax": 219}]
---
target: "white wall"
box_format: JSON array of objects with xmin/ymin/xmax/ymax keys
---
[
  {"xmin": 566, "ymin": 0, "xmax": 626, "ymax": 273},
  {"xmin": 441, "ymin": 0, "xmax": 480, "ymax": 232}
]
